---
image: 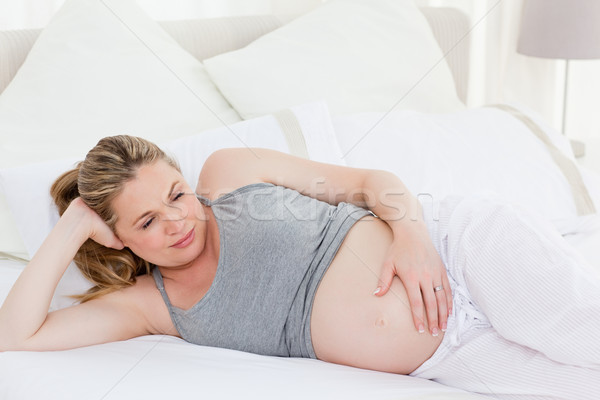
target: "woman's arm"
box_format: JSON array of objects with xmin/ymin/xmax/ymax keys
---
[
  {"xmin": 0, "ymin": 198, "xmax": 151, "ymax": 351},
  {"xmin": 197, "ymin": 148, "xmax": 452, "ymax": 335}
]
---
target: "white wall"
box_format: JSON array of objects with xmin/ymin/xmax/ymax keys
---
[
  {"xmin": 0, "ymin": 0, "xmax": 323, "ymax": 29},
  {"xmin": 418, "ymin": 0, "xmax": 600, "ymax": 144}
]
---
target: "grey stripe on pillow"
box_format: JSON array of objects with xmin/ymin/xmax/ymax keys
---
[
  {"xmin": 492, "ymin": 104, "xmax": 596, "ymax": 216},
  {"xmin": 272, "ymin": 109, "xmax": 309, "ymax": 160},
  {"xmin": 0, "ymin": 251, "xmax": 29, "ymax": 263},
  {"xmin": 0, "ymin": 29, "xmax": 41, "ymax": 95}
]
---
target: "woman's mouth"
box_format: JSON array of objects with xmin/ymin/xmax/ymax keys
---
[{"xmin": 171, "ymin": 228, "xmax": 195, "ymax": 248}]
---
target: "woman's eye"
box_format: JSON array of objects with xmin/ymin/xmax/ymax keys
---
[
  {"xmin": 173, "ymin": 192, "xmax": 184, "ymax": 201},
  {"xmin": 142, "ymin": 218, "xmax": 154, "ymax": 230}
]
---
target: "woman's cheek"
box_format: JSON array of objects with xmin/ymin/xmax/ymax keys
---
[
  {"xmin": 145, "ymin": 232, "xmax": 167, "ymax": 251},
  {"xmin": 128, "ymin": 233, "xmax": 164, "ymax": 257}
]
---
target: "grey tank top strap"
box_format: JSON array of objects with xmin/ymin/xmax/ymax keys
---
[
  {"xmin": 195, "ymin": 194, "xmax": 211, "ymax": 206},
  {"xmin": 152, "ymin": 267, "xmax": 173, "ymax": 309}
]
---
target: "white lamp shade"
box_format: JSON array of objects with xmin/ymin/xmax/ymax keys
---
[{"xmin": 518, "ymin": 0, "xmax": 600, "ymax": 59}]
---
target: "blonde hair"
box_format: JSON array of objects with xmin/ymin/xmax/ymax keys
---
[{"xmin": 51, "ymin": 135, "xmax": 179, "ymax": 303}]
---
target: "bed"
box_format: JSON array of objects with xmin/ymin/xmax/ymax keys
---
[{"xmin": 1, "ymin": 0, "xmax": 599, "ymax": 399}]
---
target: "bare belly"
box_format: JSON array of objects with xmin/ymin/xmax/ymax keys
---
[{"xmin": 310, "ymin": 215, "xmax": 444, "ymax": 375}]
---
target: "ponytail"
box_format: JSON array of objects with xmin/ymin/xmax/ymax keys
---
[{"xmin": 51, "ymin": 166, "xmax": 81, "ymax": 215}]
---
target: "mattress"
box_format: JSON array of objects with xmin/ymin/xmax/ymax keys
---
[{"xmin": 0, "ymin": 256, "xmax": 484, "ymax": 399}]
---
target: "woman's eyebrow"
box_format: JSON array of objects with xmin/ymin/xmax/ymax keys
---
[
  {"xmin": 167, "ymin": 181, "xmax": 178, "ymax": 199},
  {"xmin": 132, "ymin": 181, "xmax": 178, "ymax": 227}
]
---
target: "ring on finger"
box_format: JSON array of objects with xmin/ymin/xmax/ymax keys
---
[{"xmin": 433, "ymin": 285, "xmax": 444, "ymax": 292}]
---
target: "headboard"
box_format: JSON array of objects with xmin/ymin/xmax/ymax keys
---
[{"xmin": 0, "ymin": 7, "xmax": 470, "ymax": 102}]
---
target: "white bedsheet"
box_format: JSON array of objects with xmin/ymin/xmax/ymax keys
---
[
  {"xmin": 0, "ymin": 261, "xmax": 485, "ymax": 399},
  {"xmin": 0, "ymin": 336, "xmax": 486, "ymax": 400}
]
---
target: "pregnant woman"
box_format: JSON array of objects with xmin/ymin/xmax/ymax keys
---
[{"xmin": 0, "ymin": 135, "xmax": 598, "ymax": 400}]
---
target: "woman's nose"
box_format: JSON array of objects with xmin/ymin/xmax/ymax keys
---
[
  {"xmin": 164, "ymin": 217, "xmax": 185, "ymax": 234},
  {"xmin": 163, "ymin": 206, "xmax": 187, "ymax": 234}
]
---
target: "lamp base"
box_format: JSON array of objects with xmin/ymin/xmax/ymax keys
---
[{"xmin": 570, "ymin": 139, "xmax": 586, "ymax": 158}]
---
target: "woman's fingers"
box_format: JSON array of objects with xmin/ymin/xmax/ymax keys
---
[
  {"xmin": 376, "ymin": 238, "xmax": 454, "ymax": 336},
  {"xmin": 69, "ymin": 198, "xmax": 125, "ymax": 250},
  {"xmin": 374, "ymin": 260, "xmax": 427, "ymax": 334},
  {"xmin": 407, "ymin": 266, "xmax": 452, "ymax": 336},
  {"xmin": 373, "ymin": 260, "xmax": 395, "ymax": 296},
  {"xmin": 433, "ymin": 283, "xmax": 448, "ymax": 333},
  {"xmin": 106, "ymin": 236, "xmax": 125, "ymax": 250},
  {"xmin": 405, "ymin": 281, "xmax": 426, "ymax": 333},
  {"xmin": 432, "ymin": 263, "xmax": 453, "ymax": 332},
  {"xmin": 421, "ymin": 280, "xmax": 440, "ymax": 336},
  {"xmin": 90, "ymin": 224, "xmax": 124, "ymax": 250},
  {"xmin": 442, "ymin": 270, "xmax": 453, "ymax": 318}
]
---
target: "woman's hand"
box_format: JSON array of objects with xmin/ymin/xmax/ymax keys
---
[
  {"xmin": 65, "ymin": 198, "xmax": 124, "ymax": 250},
  {"xmin": 373, "ymin": 226, "xmax": 452, "ymax": 336}
]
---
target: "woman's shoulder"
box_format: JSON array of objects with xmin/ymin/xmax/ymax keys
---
[
  {"xmin": 110, "ymin": 273, "xmax": 178, "ymax": 337},
  {"xmin": 126, "ymin": 273, "xmax": 167, "ymax": 309},
  {"xmin": 196, "ymin": 148, "xmax": 269, "ymax": 202}
]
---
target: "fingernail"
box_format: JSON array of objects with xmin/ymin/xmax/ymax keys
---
[
  {"xmin": 441, "ymin": 322, "xmax": 447, "ymax": 332},
  {"xmin": 372, "ymin": 287, "xmax": 381, "ymax": 295},
  {"xmin": 432, "ymin": 327, "xmax": 439, "ymax": 337},
  {"xmin": 418, "ymin": 324, "xmax": 425, "ymax": 334}
]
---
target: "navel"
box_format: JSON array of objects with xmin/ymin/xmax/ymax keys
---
[{"xmin": 375, "ymin": 316, "xmax": 387, "ymax": 328}]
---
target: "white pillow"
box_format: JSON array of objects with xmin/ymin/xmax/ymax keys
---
[
  {"xmin": 0, "ymin": 201, "xmax": 27, "ymax": 258},
  {"xmin": 333, "ymin": 104, "xmax": 598, "ymax": 222},
  {"xmin": 0, "ymin": 102, "xmax": 343, "ymax": 310},
  {"xmin": 0, "ymin": 0, "xmax": 242, "ymax": 255},
  {"xmin": 203, "ymin": 0, "xmax": 465, "ymax": 120}
]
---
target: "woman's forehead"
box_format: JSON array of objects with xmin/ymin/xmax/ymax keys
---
[{"xmin": 113, "ymin": 161, "xmax": 184, "ymax": 223}]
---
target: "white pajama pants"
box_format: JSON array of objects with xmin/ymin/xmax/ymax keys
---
[{"xmin": 409, "ymin": 195, "xmax": 600, "ymax": 400}]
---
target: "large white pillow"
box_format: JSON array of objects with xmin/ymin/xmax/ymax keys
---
[
  {"xmin": 0, "ymin": 0, "xmax": 242, "ymax": 255},
  {"xmin": 203, "ymin": 0, "xmax": 465, "ymax": 120},
  {"xmin": 0, "ymin": 200, "xmax": 26, "ymax": 259},
  {"xmin": 0, "ymin": 102, "xmax": 343, "ymax": 310},
  {"xmin": 333, "ymin": 104, "xmax": 598, "ymax": 222}
]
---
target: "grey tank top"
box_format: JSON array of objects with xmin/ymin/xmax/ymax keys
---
[{"xmin": 152, "ymin": 182, "xmax": 372, "ymax": 358}]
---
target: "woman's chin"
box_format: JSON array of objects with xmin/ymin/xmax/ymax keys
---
[{"xmin": 155, "ymin": 246, "xmax": 203, "ymax": 269}]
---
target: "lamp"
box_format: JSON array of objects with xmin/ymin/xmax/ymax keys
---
[{"xmin": 517, "ymin": 0, "xmax": 600, "ymax": 157}]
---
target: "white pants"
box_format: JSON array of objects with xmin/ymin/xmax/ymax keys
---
[{"xmin": 410, "ymin": 195, "xmax": 600, "ymax": 400}]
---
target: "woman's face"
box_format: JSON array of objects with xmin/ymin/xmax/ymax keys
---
[{"xmin": 113, "ymin": 160, "xmax": 206, "ymax": 268}]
